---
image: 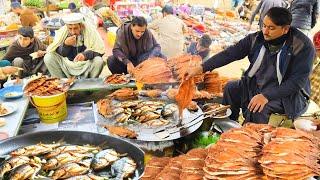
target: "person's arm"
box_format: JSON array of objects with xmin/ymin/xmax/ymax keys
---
[
  {"xmin": 202, "ymin": 34, "xmax": 253, "ymax": 72},
  {"xmin": 56, "ymin": 43, "xmax": 73, "ymax": 57},
  {"xmin": 311, "ymin": 0, "xmax": 319, "ymax": 28},
  {"xmin": 249, "ymin": 1, "xmax": 262, "ymax": 25},
  {"xmin": 262, "ymin": 45, "xmax": 315, "ymax": 100},
  {"xmin": 112, "ymin": 31, "xmax": 131, "ymax": 65},
  {"xmin": 3, "ymin": 45, "xmax": 17, "ymax": 62}
]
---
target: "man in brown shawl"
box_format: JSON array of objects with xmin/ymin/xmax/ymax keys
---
[
  {"xmin": 107, "ymin": 16, "xmax": 165, "ymax": 74},
  {"xmin": 2, "ymin": 27, "xmax": 47, "ymax": 77},
  {"xmin": 11, "ymin": 1, "xmax": 39, "ymax": 27}
]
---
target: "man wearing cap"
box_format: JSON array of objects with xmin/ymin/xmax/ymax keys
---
[
  {"xmin": 107, "ymin": 16, "xmax": 164, "ymax": 74},
  {"xmin": 149, "ymin": 5, "xmax": 186, "ymax": 58},
  {"xmin": 44, "ymin": 13, "xmax": 105, "ymax": 78},
  {"xmin": 11, "ymin": 1, "xmax": 39, "ymax": 27},
  {"xmin": 2, "ymin": 27, "xmax": 47, "ymax": 77}
]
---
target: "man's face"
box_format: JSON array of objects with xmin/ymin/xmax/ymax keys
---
[
  {"xmin": 262, "ymin": 16, "xmax": 290, "ymax": 41},
  {"xmin": 18, "ymin": 35, "xmax": 33, "ymax": 48},
  {"xmin": 196, "ymin": 41, "xmax": 208, "ymax": 52},
  {"xmin": 67, "ymin": 24, "xmax": 82, "ymax": 36},
  {"xmin": 131, "ymin": 25, "xmax": 146, "ymax": 40}
]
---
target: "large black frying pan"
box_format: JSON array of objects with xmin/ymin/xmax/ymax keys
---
[{"xmin": 0, "ymin": 131, "xmax": 145, "ymax": 179}]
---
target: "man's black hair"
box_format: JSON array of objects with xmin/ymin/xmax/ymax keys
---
[
  {"xmin": 265, "ymin": 7, "xmax": 292, "ymax": 26},
  {"xmin": 131, "ymin": 16, "xmax": 147, "ymax": 27},
  {"xmin": 162, "ymin": 5, "xmax": 174, "ymax": 14},
  {"xmin": 199, "ymin": 34, "xmax": 212, "ymax": 48},
  {"xmin": 18, "ymin": 27, "xmax": 34, "ymax": 38}
]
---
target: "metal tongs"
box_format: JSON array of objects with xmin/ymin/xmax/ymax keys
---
[{"xmin": 153, "ymin": 105, "xmax": 231, "ymax": 135}]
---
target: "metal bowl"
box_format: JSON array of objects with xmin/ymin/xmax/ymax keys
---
[{"xmin": 0, "ymin": 130, "xmax": 145, "ymax": 179}]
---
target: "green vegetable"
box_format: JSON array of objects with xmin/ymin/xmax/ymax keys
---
[
  {"xmin": 24, "ymin": 0, "xmax": 44, "ymax": 8},
  {"xmin": 58, "ymin": 0, "xmax": 80, "ymax": 9},
  {"xmin": 192, "ymin": 132, "xmax": 220, "ymax": 148}
]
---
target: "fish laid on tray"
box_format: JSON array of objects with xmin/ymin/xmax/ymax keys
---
[
  {"xmin": 97, "ymin": 99, "xmax": 179, "ymax": 127},
  {"xmin": 0, "ymin": 142, "xmax": 137, "ymax": 180},
  {"xmin": 108, "ymin": 88, "xmax": 138, "ymax": 101},
  {"xmin": 104, "ymin": 125, "xmax": 138, "ymax": 139},
  {"xmin": 0, "ymin": 104, "xmax": 8, "ymax": 115}
]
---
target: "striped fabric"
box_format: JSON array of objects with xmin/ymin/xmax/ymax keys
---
[{"xmin": 311, "ymin": 62, "xmax": 320, "ymax": 106}]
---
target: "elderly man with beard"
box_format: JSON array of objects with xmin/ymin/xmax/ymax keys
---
[
  {"xmin": 44, "ymin": 13, "xmax": 105, "ymax": 78},
  {"xmin": 107, "ymin": 16, "xmax": 165, "ymax": 74},
  {"xmin": 185, "ymin": 7, "xmax": 315, "ymax": 124}
]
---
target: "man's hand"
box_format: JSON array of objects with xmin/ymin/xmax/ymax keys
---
[
  {"xmin": 74, "ymin": 53, "xmax": 86, "ymax": 62},
  {"xmin": 248, "ymin": 94, "xmax": 269, "ymax": 113},
  {"xmin": 2, "ymin": 66, "xmax": 19, "ymax": 75},
  {"xmin": 127, "ymin": 62, "xmax": 134, "ymax": 75},
  {"xmin": 64, "ymin": 35, "xmax": 77, "ymax": 46},
  {"xmin": 183, "ymin": 62, "xmax": 203, "ymax": 80},
  {"xmin": 37, "ymin": 50, "xmax": 46, "ymax": 57}
]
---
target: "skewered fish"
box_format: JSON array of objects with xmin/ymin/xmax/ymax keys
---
[{"xmin": 175, "ymin": 77, "xmax": 196, "ymax": 118}]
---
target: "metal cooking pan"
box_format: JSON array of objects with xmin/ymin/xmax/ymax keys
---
[{"xmin": 0, "ymin": 130, "xmax": 145, "ymax": 179}]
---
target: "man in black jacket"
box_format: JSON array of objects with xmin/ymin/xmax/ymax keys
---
[
  {"xmin": 186, "ymin": 7, "xmax": 315, "ymax": 124},
  {"xmin": 290, "ymin": 0, "xmax": 319, "ymax": 37}
]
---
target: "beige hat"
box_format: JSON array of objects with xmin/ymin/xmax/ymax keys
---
[{"xmin": 62, "ymin": 13, "xmax": 85, "ymax": 24}]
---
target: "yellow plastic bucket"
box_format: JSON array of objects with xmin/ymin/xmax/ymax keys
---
[{"xmin": 30, "ymin": 92, "xmax": 68, "ymax": 124}]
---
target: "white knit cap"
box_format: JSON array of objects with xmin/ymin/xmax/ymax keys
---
[{"xmin": 62, "ymin": 13, "xmax": 84, "ymax": 24}]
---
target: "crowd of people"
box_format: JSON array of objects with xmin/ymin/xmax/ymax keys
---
[{"xmin": 0, "ymin": 1, "xmax": 320, "ymax": 125}]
